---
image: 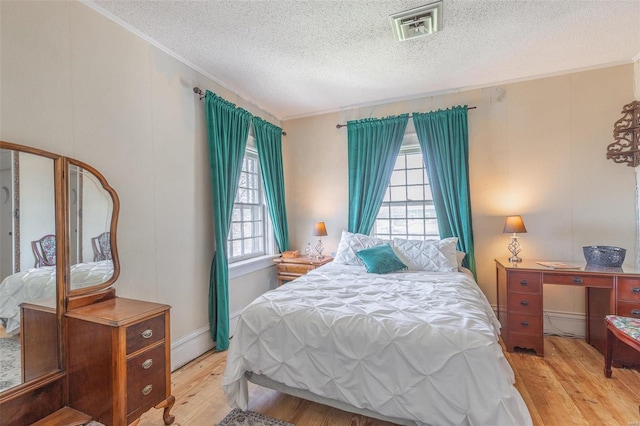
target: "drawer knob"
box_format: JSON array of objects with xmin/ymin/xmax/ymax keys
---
[
  {"xmin": 142, "ymin": 358, "xmax": 153, "ymax": 369},
  {"xmin": 520, "ymin": 321, "xmax": 529, "ymax": 327},
  {"xmin": 572, "ymin": 277, "xmax": 582, "ymax": 284},
  {"xmin": 520, "ymin": 300, "xmax": 529, "ymax": 306},
  {"xmin": 631, "ymin": 309, "xmax": 640, "ymax": 317},
  {"xmin": 141, "ymin": 329, "xmax": 153, "ymax": 339},
  {"xmin": 520, "ymin": 280, "xmax": 528, "ymax": 286},
  {"xmin": 142, "ymin": 384, "xmax": 153, "ymax": 396},
  {"xmin": 632, "ymin": 287, "xmax": 640, "ymax": 294}
]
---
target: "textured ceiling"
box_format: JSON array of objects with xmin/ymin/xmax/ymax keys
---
[{"xmin": 89, "ymin": 0, "xmax": 640, "ymax": 120}]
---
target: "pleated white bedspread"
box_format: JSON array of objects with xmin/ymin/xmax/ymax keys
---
[{"xmin": 223, "ymin": 263, "xmax": 532, "ymax": 426}]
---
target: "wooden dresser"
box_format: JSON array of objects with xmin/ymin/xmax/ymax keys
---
[
  {"xmin": 496, "ymin": 259, "xmax": 640, "ymax": 368},
  {"xmin": 66, "ymin": 297, "xmax": 175, "ymax": 426},
  {"xmin": 273, "ymin": 255, "xmax": 333, "ymax": 285}
]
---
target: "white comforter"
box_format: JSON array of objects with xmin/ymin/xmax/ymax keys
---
[
  {"xmin": 223, "ymin": 263, "xmax": 532, "ymax": 426},
  {"xmin": 0, "ymin": 261, "xmax": 114, "ymax": 334}
]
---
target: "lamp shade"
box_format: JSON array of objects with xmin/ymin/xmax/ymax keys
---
[
  {"xmin": 312, "ymin": 221, "xmax": 328, "ymax": 237},
  {"xmin": 503, "ymin": 215, "xmax": 527, "ymax": 234}
]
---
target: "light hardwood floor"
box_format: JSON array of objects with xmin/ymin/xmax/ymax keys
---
[{"xmin": 137, "ymin": 336, "xmax": 640, "ymax": 426}]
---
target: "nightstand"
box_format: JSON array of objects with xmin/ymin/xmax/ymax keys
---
[{"xmin": 273, "ymin": 255, "xmax": 333, "ymax": 285}]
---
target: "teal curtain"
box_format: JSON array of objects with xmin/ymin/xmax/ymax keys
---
[
  {"xmin": 205, "ymin": 91, "xmax": 252, "ymax": 351},
  {"xmin": 253, "ymin": 117, "xmax": 289, "ymax": 253},
  {"xmin": 412, "ymin": 106, "xmax": 476, "ymax": 277},
  {"xmin": 347, "ymin": 114, "xmax": 409, "ymax": 234}
]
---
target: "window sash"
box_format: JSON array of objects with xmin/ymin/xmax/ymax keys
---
[
  {"xmin": 373, "ymin": 143, "xmax": 439, "ymax": 240},
  {"xmin": 228, "ymin": 147, "xmax": 271, "ymax": 262}
]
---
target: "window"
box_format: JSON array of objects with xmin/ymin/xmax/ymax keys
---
[
  {"xmin": 227, "ymin": 147, "xmax": 270, "ymax": 262},
  {"xmin": 373, "ymin": 143, "xmax": 439, "ymax": 240}
]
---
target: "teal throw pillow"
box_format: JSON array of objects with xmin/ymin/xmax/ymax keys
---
[{"xmin": 356, "ymin": 244, "xmax": 408, "ymax": 274}]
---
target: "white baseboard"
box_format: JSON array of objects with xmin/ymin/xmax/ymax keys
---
[
  {"xmin": 543, "ymin": 309, "xmax": 586, "ymax": 338},
  {"xmin": 170, "ymin": 309, "xmax": 243, "ymax": 371},
  {"xmin": 170, "ymin": 324, "xmax": 215, "ymax": 371}
]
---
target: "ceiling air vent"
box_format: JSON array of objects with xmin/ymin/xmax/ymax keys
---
[{"xmin": 390, "ymin": 1, "xmax": 443, "ymax": 42}]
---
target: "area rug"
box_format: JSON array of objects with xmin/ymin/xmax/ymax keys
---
[
  {"xmin": 218, "ymin": 409, "xmax": 295, "ymax": 426},
  {"xmin": 0, "ymin": 337, "xmax": 21, "ymax": 392}
]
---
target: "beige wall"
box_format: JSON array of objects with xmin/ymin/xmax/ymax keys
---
[
  {"xmin": 0, "ymin": 1, "xmax": 280, "ymax": 353},
  {"xmin": 283, "ymin": 65, "xmax": 637, "ymax": 313}
]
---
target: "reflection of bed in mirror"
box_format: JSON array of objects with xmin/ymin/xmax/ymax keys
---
[{"xmin": 0, "ymin": 261, "xmax": 114, "ymax": 335}]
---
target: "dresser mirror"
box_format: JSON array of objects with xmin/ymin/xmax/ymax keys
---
[
  {"xmin": 0, "ymin": 141, "xmax": 119, "ymax": 409},
  {"xmin": 67, "ymin": 159, "xmax": 119, "ymax": 296}
]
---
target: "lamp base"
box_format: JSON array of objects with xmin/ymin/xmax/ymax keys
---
[
  {"xmin": 314, "ymin": 239, "xmax": 324, "ymax": 259},
  {"xmin": 508, "ymin": 256, "xmax": 522, "ymax": 263}
]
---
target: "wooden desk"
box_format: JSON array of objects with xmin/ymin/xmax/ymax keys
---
[
  {"xmin": 273, "ymin": 256, "xmax": 333, "ymax": 286},
  {"xmin": 496, "ymin": 259, "xmax": 640, "ymax": 368}
]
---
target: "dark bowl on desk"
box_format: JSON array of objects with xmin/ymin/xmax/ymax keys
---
[{"xmin": 583, "ymin": 245, "xmax": 626, "ymax": 267}]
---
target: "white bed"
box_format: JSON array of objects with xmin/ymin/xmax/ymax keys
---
[
  {"xmin": 223, "ymin": 260, "xmax": 532, "ymax": 425},
  {"xmin": 0, "ymin": 261, "xmax": 114, "ymax": 334}
]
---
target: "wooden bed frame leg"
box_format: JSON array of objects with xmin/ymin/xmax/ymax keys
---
[{"xmin": 155, "ymin": 394, "xmax": 176, "ymax": 425}]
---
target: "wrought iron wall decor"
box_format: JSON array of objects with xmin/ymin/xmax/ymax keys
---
[{"xmin": 606, "ymin": 100, "xmax": 640, "ymax": 167}]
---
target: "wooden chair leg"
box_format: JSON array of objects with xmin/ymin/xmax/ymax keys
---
[{"xmin": 604, "ymin": 324, "xmax": 614, "ymax": 378}]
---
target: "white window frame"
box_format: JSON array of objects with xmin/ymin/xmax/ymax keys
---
[{"xmin": 373, "ymin": 134, "xmax": 439, "ymax": 241}]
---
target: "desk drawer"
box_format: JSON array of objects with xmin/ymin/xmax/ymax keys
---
[
  {"xmin": 507, "ymin": 272, "xmax": 541, "ymax": 294},
  {"xmin": 508, "ymin": 313, "xmax": 542, "ymax": 335},
  {"xmin": 617, "ymin": 301, "xmax": 640, "ymax": 318},
  {"xmin": 544, "ymin": 273, "xmax": 613, "ymax": 288},
  {"xmin": 508, "ymin": 293, "xmax": 541, "ymax": 315},
  {"xmin": 617, "ymin": 278, "xmax": 640, "ymax": 302}
]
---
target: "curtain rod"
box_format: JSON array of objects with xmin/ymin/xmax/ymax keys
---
[
  {"xmin": 335, "ymin": 106, "xmax": 477, "ymax": 129},
  {"xmin": 193, "ymin": 87, "xmax": 286, "ymax": 136}
]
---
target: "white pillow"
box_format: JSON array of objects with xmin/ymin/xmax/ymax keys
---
[
  {"xmin": 456, "ymin": 251, "xmax": 466, "ymax": 268},
  {"xmin": 334, "ymin": 231, "xmax": 385, "ymax": 265},
  {"xmin": 392, "ymin": 237, "xmax": 459, "ymax": 273}
]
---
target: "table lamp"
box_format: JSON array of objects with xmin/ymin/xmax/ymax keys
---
[
  {"xmin": 312, "ymin": 222, "xmax": 328, "ymax": 258},
  {"xmin": 503, "ymin": 215, "xmax": 527, "ymax": 263}
]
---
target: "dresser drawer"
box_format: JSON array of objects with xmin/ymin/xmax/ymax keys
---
[
  {"xmin": 617, "ymin": 301, "xmax": 640, "ymax": 318},
  {"xmin": 278, "ymin": 263, "xmax": 314, "ymax": 275},
  {"xmin": 126, "ymin": 315, "xmax": 165, "ymax": 354},
  {"xmin": 507, "ymin": 272, "xmax": 541, "ymax": 294},
  {"xmin": 544, "ymin": 273, "xmax": 613, "ymax": 288},
  {"xmin": 508, "ymin": 313, "xmax": 542, "ymax": 335},
  {"xmin": 617, "ymin": 278, "xmax": 640, "ymax": 302},
  {"xmin": 127, "ymin": 344, "xmax": 166, "ymax": 416},
  {"xmin": 507, "ymin": 293, "xmax": 541, "ymax": 315}
]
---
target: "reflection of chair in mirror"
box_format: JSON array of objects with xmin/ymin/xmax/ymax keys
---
[
  {"xmin": 32, "ymin": 234, "xmax": 56, "ymax": 268},
  {"xmin": 91, "ymin": 232, "xmax": 111, "ymax": 261}
]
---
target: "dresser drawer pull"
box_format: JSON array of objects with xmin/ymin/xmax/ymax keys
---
[
  {"xmin": 142, "ymin": 359, "xmax": 153, "ymax": 369},
  {"xmin": 519, "ymin": 280, "xmax": 528, "ymax": 286},
  {"xmin": 141, "ymin": 329, "xmax": 153, "ymax": 339},
  {"xmin": 520, "ymin": 321, "xmax": 529, "ymax": 327},
  {"xmin": 632, "ymin": 287, "xmax": 640, "ymax": 294},
  {"xmin": 142, "ymin": 384, "xmax": 153, "ymax": 396},
  {"xmin": 630, "ymin": 309, "xmax": 640, "ymax": 317},
  {"xmin": 520, "ymin": 300, "xmax": 529, "ymax": 306},
  {"xmin": 572, "ymin": 277, "xmax": 582, "ymax": 284}
]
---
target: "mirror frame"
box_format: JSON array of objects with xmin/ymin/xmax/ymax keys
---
[
  {"xmin": 0, "ymin": 141, "xmax": 120, "ymax": 418},
  {"xmin": 65, "ymin": 158, "xmax": 120, "ymax": 298}
]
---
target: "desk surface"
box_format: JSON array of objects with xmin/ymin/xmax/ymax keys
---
[{"xmin": 496, "ymin": 258, "xmax": 640, "ymax": 276}]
